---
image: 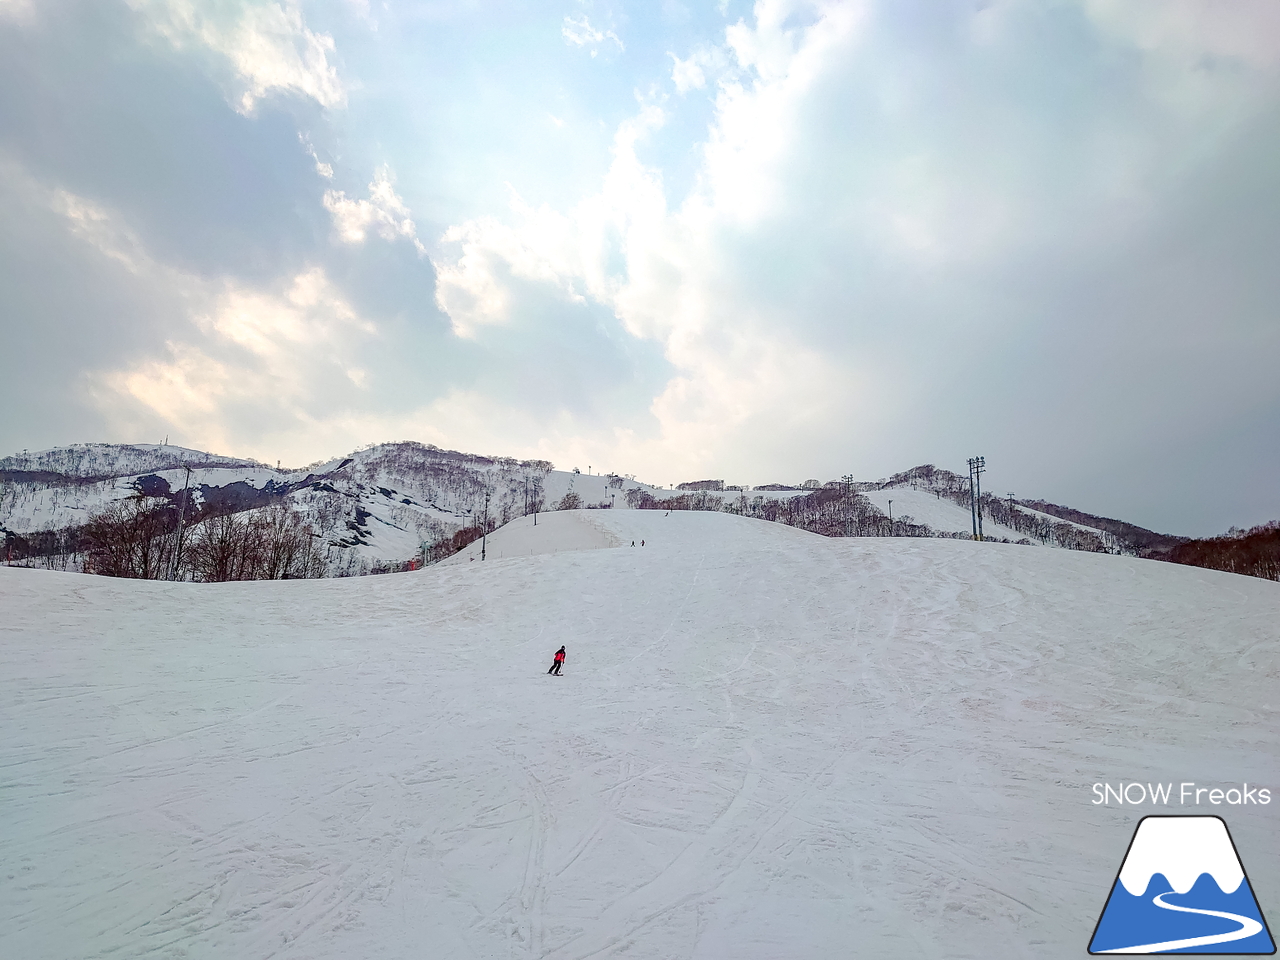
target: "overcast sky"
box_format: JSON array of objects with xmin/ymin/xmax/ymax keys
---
[{"xmin": 2, "ymin": 0, "xmax": 1278, "ymax": 536}]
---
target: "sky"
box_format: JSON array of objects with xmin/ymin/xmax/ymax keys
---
[{"xmin": 2, "ymin": 0, "xmax": 1278, "ymax": 537}]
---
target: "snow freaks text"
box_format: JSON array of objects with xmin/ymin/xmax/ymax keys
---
[{"xmin": 1092, "ymin": 783, "xmax": 1271, "ymax": 805}]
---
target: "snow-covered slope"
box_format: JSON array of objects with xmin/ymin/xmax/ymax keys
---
[
  {"xmin": 860, "ymin": 486, "xmax": 1028, "ymax": 540},
  {"xmin": 3, "ymin": 513, "xmax": 1276, "ymax": 959},
  {"xmin": 1, "ymin": 442, "xmax": 573, "ymax": 573}
]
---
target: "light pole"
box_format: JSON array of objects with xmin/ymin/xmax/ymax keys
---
[
  {"xmin": 168, "ymin": 463, "xmax": 193, "ymax": 581},
  {"xmin": 481, "ymin": 489, "xmax": 490, "ymax": 560},
  {"xmin": 842, "ymin": 474, "xmax": 854, "ymax": 537},
  {"xmin": 888, "ymin": 499, "xmax": 893, "ymax": 527},
  {"xmin": 967, "ymin": 456, "xmax": 986, "ymax": 541},
  {"xmin": 975, "ymin": 458, "xmax": 984, "ymax": 540}
]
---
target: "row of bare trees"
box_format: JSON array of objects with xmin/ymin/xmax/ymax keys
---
[
  {"xmin": 1166, "ymin": 522, "xmax": 1280, "ymax": 581},
  {"xmin": 422, "ymin": 522, "xmax": 490, "ymax": 564},
  {"xmin": 82, "ymin": 496, "xmax": 325, "ymax": 581},
  {"xmin": 83, "ymin": 497, "xmax": 178, "ymax": 578},
  {"xmin": 184, "ymin": 506, "xmax": 325, "ymax": 581},
  {"xmin": 865, "ymin": 465, "xmax": 1120, "ymax": 550},
  {"xmin": 623, "ymin": 483, "xmax": 954, "ymax": 540}
]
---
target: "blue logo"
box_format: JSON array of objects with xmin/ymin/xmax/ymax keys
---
[{"xmin": 1089, "ymin": 816, "xmax": 1274, "ymax": 954}]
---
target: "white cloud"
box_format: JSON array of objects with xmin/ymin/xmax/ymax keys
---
[
  {"xmin": 126, "ymin": 0, "xmax": 346, "ymax": 114},
  {"xmin": 431, "ymin": 3, "xmax": 872, "ymax": 478},
  {"xmin": 46, "ymin": 183, "xmax": 378, "ymax": 458},
  {"xmin": 1081, "ymin": 0, "xmax": 1280, "ymax": 121},
  {"xmin": 323, "ymin": 167, "xmax": 425, "ymax": 253},
  {"xmin": 1085, "ymin": 0, "xmax": 1280, "ymax": 72},
  {"xmin": 432, "ymin": 197, "xmax": 585, "ymax": 338},
  {"xmin": 101, "ymin": 267, "xmax": 378, "ymax": 456},
  {"xmin": 345, "ymin": 0, "xmax": 375, "ymax": 28},
  {"xmin": 51, "ymin": 189, "xmax": 154, "ymax": 275},
  {"xmin": 0, "ymin": 0, "xmax": 36, "ymax": 24},
  {"xmin": 669, "ymin": 45, "xmax": 729, "ymax": 93},
  {"xmin": 562, "ymin": 14, "xmax": 624, "ymax": 57},
  {"xmin": 299, "ymin": 133, "xmax": 334, "ymax": 179},
  {"xmin": 198, "ymin": 267, "xmax": 375, "ymax": 361}
]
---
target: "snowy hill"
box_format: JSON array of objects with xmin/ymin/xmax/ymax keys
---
[{"xmin": 2, "ymin": 512, "xmax": 1276, "ymax": 958}]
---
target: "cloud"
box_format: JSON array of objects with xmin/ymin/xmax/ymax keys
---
[
  {"xmin": 44, "ymin": 183, "xmax": 378, "ymax": 457},
  {"xmin": 562, "ymin": 14, "xmax": 624, "ymax": 57},
  {"xmin": 9, "ymin": 0, "xmax": 1280, "ymax": 530},
  {"xmin": 431, "ymin": 3, "xmax": 872, "ymax": 477},
  {"xmin": 669, "ymin": 45, "xmax": 728, "ymax": 93},
  {"xmin": 0, "ymin": 0, "xmax": 35, "ymax": 24},
  {"xmin": 1085, "ymin": 0, "xmax": 1280, "ymax": 71},
  {"xmin": 51, "ymin": 189, "xmax": 154, "ymax": 275},
  {"xmin": 1083, "ymin": 0, "xmax": 1280, "ymax": 118},
  {"xmin": 428, "ymin": 0, "xmax": 1280, "ymax": 495},
  {"xmin": 299, "ymin": 133, "xmax": 333, "ymax": 179},
  {"xmin": 100, "ymin": 266, "xmax": 379, "ymax": 456},
  {"xmin": 126, "ymin": 0, "xmax": 346, "ymax": 114},
  {"xmin": 433, "ymin": 204, "xmax": 582, "ymax": 338},
  {"xmin": 323, "ymin": 167, "xmax": 425, "ymax": 253}
]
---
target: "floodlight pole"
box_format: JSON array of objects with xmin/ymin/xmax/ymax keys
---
[
  {"xmin": 481, "ymin": 489, "xmax": 490, "ymax": 561},
  {"xmin": 966, "ymin": 456, "xmax": 986, "ymax": 541},
  {"xmin": 967, "ymin": 457, "xmax": 978, "ymax": 539},
  {"xmin": 842, "ymin": 474, "xmax": 854, "ymax": 537},
  {"xmin": 975, "ymin": 457, "xmax": 985, "ymax": 541}
]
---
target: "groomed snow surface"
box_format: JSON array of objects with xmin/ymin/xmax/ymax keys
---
[{"xmin": 3, "ymin": 512, "xmax": 1278, "ymax": 959}]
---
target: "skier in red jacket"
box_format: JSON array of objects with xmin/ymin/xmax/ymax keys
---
[{"xmin": 547, "ymin": 646, "xmax": 566, "ymax": 675}]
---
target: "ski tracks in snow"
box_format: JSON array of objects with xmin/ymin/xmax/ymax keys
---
[{"xmin": 6, "ymin": 520, "xmax": 1280, "ymax": 959}]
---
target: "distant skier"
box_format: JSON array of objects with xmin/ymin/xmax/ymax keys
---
[
  {"xmin": 641, "ymin": 540, "xmax": 645, "ymax": 546},
  {"xmin": 547, "ymin": 646, "xmax": 566, "ymax": 676}
]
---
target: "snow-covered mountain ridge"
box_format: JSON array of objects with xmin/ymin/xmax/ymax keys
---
[
  {"xmin": 0, "ymin": 442, "xmax": 262, "ymax": 478},
  {"xmin": 2, "ymin": 440, "xmax": 1185, "ymax": 574},
  {"xmin": 1, "ymin": 441, "xmax": 672, "ymax": 575}
]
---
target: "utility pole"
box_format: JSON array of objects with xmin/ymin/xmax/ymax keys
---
[
  {"xmin": 967, "ymin": 458, "xmax": 977, "ymax": 539},
  {"xmin": 975, "ymin": 458, "xmax": 985, "ymax": 540},
  {"xmin": 888, "ymin": 499, "xmax": 893, "ymax": 526},
  {"xmin": 481, "ymin": 489, "xmax": 490, "ymax": 560},
  {"xmin": 168, "ymin": 464, "xmax": 193, "ymax": 581},
  {"xmin": 842, "ymin": 474, "xmax": 854, "ymax": 537},
  {"xmin": 967, "ymin": 456, "xmax": 985, "ymax": 541}
]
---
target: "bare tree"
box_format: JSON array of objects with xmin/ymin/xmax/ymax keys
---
[
  {"xmin": 186, "ymin": 512, "xmax": 257, "ymax": 582},
  {"xmin": 183, "ymin": 505, "xmax": 324, "ymax": 582},
  {"xmin": 254, "ymin": 504, "xmax": 325, "ymax": 579},
  {"xmin": 83, "ymin": 496, "xmax": 176, "ymax": 578}
]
